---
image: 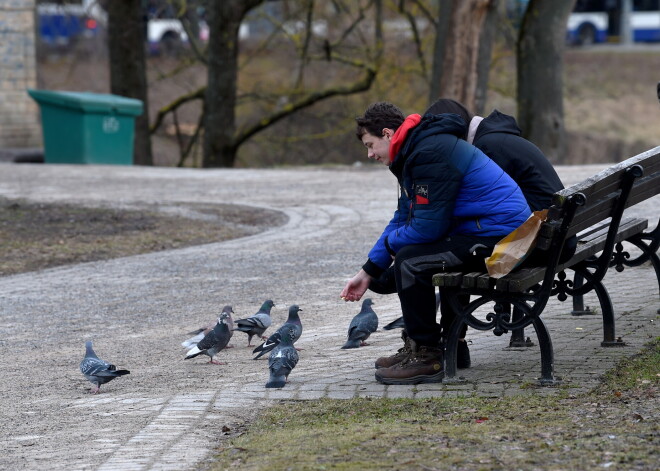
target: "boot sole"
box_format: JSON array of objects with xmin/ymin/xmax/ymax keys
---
[{"xmin": 374, "ymin": 371, "xmax": 444, "ymax": 385}]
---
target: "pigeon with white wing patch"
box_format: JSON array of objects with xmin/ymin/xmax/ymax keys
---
[
  {"xmin": 265, "ymin": 328, "xmax": 299, "ymax": 388},
  {"xmin": 252, "ymin": 304, "xmax": 302, "ymax": 360},
  {"xmin": 184, "ymin": 307, "xmax": 233, "ymax": 364}
]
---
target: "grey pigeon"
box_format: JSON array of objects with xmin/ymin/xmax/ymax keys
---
[
  {"xmin": 253, "ymin": 304, "xmax": 303, "ymax": 360},
  {"xmin": 265, "ymin": 328, "xmax": 299, "ymax": 388},
  {"xmin": 342, "ymin": 298, "xmax": 379, "ymax": 349},
  {"xmin": 79, "ymin": 341, "xmax": 130, "ymax": 394},
  {"xmin": 234, "ymin": 299, "xmax": 274, "ymax": 346},
  {"xmin": 184, "ymin": 307, "xmax": 233, "ymax": 364},
  {"xmin": 382, "ymin": 316, "xmax": 405, "ymax": 331}
]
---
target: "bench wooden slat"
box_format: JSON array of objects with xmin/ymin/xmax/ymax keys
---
[
  {"xmin": 476, "ymin": 273, "xmax": 495, "ymax": 290},
  {"xmin": 461, "ymin": 272, "xmax": 483, "ymax": 288},
  {"xmin": 551, "ymin": 146, "xmax": 660, "ymax": 207},
  {"xmin": 433, "ymin": 272, "xmax": 463, "ymax": 287}
]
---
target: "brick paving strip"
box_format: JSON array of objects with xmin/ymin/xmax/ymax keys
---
[{"xmin": 0, "ymin": 163, "xmax": 657, "ymax": 470}]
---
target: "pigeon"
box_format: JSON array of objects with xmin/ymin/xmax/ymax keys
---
[
  {"xmin": 79, "ymin": 341, "xmax": 130, "ymax": 394},
  {"xmin": 382, "ymin": 316, "xmax": 405, "ymax": 331},
  {"xmin": 342, "ymin": 298, "xmax": 379, "ymax": 349},
  {"xmin": 234, "ymin": 299, "xmax": 274, "ymax": 346},
  {"xmin": 184, "ymin": 307, "xmax": 233, "ymax": 364},
  {"xmin": 265, "ymin": 327, "xmax": 299, "ymax": 388},
  {"xmin": 181, "ymin": 305, "xmax": 235, "ymax": 349},
  {"xmin": 181, "ymin": 320, "xmax": 216, "ymax": 349},
  {"xmin": 253, "ymin": 304, "xmax": 303, "ymax": 360}
]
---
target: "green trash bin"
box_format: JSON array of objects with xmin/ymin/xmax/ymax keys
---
[{"xmin": 28, "ymin": 89, "xmax": 143, "ymax": 165}]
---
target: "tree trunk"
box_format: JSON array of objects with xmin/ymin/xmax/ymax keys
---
[
  {"xmin": 428, "ymin": 0, "xmax": 453, "ymax": 105},
  {"xmin": 474, "ymin": 0, "xmax": 499, "ymax": 115},
  {"xmin": 107, "ymin": 0, "xmax": 153, "ymax": 166},
  {"xmin": 516, "ymin": 0, "xmax": 575, "ymax": 164},
  {"xmin": 436, "ymin": 0, "xmax": 494, "ymax": 112},
  {"xmin": 203, "ymin": 0, "xmax": 264, "ymax": 168}
]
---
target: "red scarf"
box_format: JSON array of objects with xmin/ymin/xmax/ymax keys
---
[{"xmin": 389, "ymin": 114, "xmax": 421, "ymax": 162}]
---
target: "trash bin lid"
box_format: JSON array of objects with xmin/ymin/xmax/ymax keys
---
[{"xmin": 27, "ymin": 89, "xmax": 143, "ymax": 116}]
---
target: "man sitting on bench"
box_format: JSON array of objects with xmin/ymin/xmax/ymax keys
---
[{"xmin": 339, "ymin": 102, "xmax": 531, "ymax": 385}]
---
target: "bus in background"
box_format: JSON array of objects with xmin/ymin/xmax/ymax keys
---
[{"xmin": 567, "ymin": 0, "xmax": 660, "ymax": 45}]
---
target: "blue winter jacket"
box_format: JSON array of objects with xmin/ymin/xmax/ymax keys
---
[{"xmin": 363, "ymin": 113, "xmax": 531, "ymax": 277}]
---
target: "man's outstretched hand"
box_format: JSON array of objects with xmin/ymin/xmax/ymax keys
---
[{"xmin": 340, "ymin": 269, "xmax": 372, "ymax": 302}]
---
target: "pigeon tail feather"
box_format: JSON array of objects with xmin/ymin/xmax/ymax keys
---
[{"xmin": 185, "ymin": 346, "xmax": 204, "ymax": 359}]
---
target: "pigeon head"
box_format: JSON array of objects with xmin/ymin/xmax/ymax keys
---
[
  {"xmin": 262, "ymin": 300, "xmax": 275, "ymax": 311},
  {"xmin": 221, "ymin": 305, "xmax": 234, "ymax": 315},
  {"xmin": 362, "ymin": 298, "xmax": 374, "ymax": 307}
]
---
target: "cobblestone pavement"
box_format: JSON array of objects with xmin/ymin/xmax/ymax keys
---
[{"xmin": 0, "ymin": 162, "xmax": 658, "ymax": 470}]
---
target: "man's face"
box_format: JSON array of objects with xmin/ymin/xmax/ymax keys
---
[{"xmin": 361, "ymin": 129, "xmax": 393, "ymax": 165}]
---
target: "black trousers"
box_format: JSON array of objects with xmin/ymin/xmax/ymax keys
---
[{"xmin": 369, "ymin": 234, "xmax": 501, "ymax": 347}]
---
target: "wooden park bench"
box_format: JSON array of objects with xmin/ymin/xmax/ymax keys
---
[{"xmin": 432, "ymin": 146, "xmax": 660, "ymax": 385}]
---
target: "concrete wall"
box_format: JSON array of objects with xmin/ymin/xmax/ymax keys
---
[{"xmin": 0, "ymin": 0, "xmax": 41, "ymax": 149}]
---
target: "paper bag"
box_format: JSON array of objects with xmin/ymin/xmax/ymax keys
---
[{"xmin": 485, "ymin": 209, "xmax": 548, "ymax": 279}]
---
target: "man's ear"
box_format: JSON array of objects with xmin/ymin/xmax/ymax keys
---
[{"xmin": 382, "ymin": 128, "xmax": 394, "ymax": 139}]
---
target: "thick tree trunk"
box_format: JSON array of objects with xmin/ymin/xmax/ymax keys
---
[
  {"xmin": 203, "ymin": 0, "xmax": 264, "ymax": 168},
  {"xmin": 436, "ymin": 0, "xmax": 494, "ymax": 112},
  {"xmin": 516, "ymin": 0, "xmax": 575, "ymax": 164},
  {"xmin": 107, "ymin": 0, "xmax": 152, "ymax": 166}
]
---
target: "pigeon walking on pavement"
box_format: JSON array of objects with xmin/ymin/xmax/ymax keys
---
[
  {"xmin": 252, "ymin": 304, "xmax": 303, "ymax": 360},
  {"xmin": 342, "ymin": 298, "xmax": 379, "ymax": 349},
  {"xmin": 234, "ymin": 299, "xmax": 274, "ymax": 346},
  {"xmin": 184, "ymin": 307, "xmax": 234, "ymax": 364},
  {"xmin": 181, "ymin": 305, "xmax": 235, "ymax": 349},
  {"xmin": 79, "ymin": 341, "xmax": 130, "ymax": 394},
  {"xmin": 265, "ymin": 328, "xmax": 299, "ymax": 388}
]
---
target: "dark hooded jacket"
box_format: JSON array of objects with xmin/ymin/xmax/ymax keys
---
[
  {"xmin": 473, "ymin": 110, "xmax": 564, "ymax": 212},
  {"xmin": 362, "ymin": 113, "xmax": 531, "ymax": 277}
]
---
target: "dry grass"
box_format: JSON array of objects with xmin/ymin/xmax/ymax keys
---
[{"xmin": 210, "ymin": 339, "xmax": 659, "ymax": 471}]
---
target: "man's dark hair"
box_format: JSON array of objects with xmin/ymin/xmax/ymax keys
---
[
  {"xmin": 425, "ymin": 98, "xmax": 473, "ymax": 126},
  {"xmin": 355, "ymin": 102, "xmax": 405, "ymax": 141}
]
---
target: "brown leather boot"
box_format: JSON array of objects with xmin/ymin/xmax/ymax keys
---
[
  {"xmin": 374, "ymin": 339, "xmax": 444, "ymax": 385},
  {"xmin": 374, "ymin": 330, "xmax": 411, "ymax": 369}
]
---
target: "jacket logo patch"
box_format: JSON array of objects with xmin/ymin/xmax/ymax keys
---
[{"xmin": 415, "ymin": 184, "xmax": 429, "ymax": 205}]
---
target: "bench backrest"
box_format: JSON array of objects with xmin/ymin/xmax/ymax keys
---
[{"xmin": 537, "ymin": 146, "xmax": 660, "ymax": 251}]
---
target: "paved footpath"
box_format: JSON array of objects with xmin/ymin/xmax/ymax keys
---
[{"xmin": 0, "ymin": 162, "xmax": 658, "ymax": 470}]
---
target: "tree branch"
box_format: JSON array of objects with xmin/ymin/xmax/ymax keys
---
[
  {"xmin": 234, "ymin": 66, "xmax": 377, "ymax": 148},
  {"xmin": 150, "ymin": 85, "xmax": 206, "ymax": 134}
]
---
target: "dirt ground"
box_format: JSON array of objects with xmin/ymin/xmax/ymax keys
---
[{"xmin": 0, "ymin": 196, "xmax": 287, "ymax": 276}]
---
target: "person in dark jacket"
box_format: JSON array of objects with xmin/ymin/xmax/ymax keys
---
[
  {"xmin": 340, "ymin": 102, "xmax": 531, "ymax": 385},
  {"xmin": 425, "ymin": 99, "xmax": 564, "ymax": 212}
]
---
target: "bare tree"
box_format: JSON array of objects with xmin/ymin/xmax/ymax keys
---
[
  {"xmin": 516, "ymin": 0, "xmax": 575, "ymax": 163},
  {"xmin": 432, "ymin": 0, "xmax": 497, "ymax": 112},
  {"xmin": 151, "ymin": 0, "xmax": 382, "ymax": 168},
  {"xmin": 107, "ymin": 0, "xmax": 153, "ymax": 165}
]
